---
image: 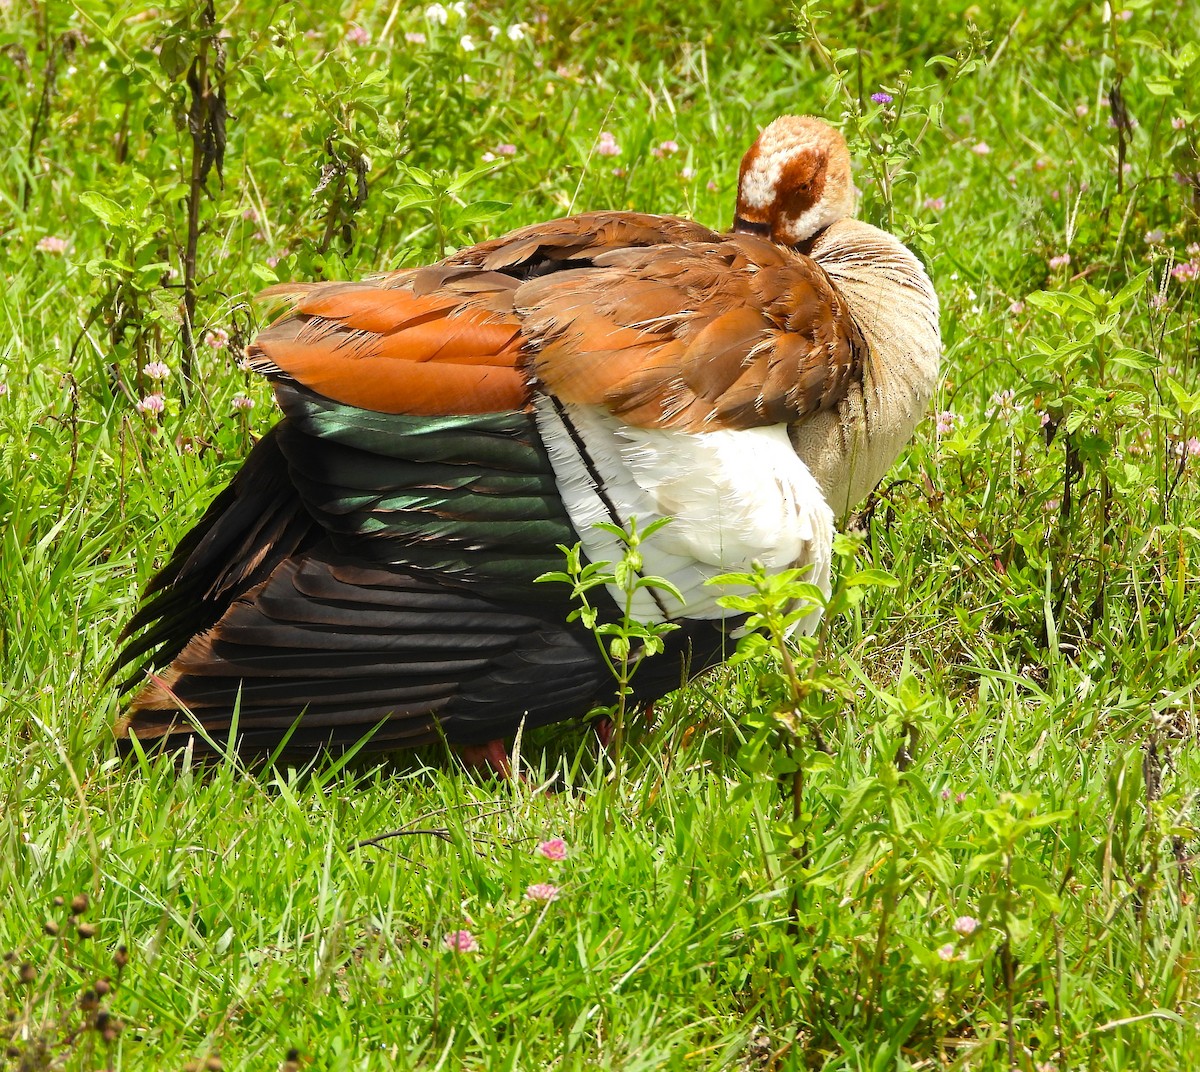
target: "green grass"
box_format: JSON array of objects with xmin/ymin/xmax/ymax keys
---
[{"xmin": 2, "ymin": 0, "xmax": 1199, "ymax": 1068}]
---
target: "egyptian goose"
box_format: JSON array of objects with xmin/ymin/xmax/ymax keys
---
[{"xmin": 113, "ymin": 116, "xmax": 940, "ymax": 767}]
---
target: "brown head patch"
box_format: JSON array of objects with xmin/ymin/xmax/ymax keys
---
[{"xmin": 775, "ymin": 147, "xmax": 827, "ymax": 226}]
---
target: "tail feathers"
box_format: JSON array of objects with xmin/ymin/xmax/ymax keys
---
[
  {"xmin": 116, "ymin": 552, "xmax": 618, "ymax": 755},
  {"xmin": 116, "ymin": 553, "xmax": 742, "ymax": 759},
  {"xmin": 111, "ymin": 425, "xmax": 319, "ymax": 688}
]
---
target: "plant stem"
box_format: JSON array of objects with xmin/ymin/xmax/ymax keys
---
[
  {"xmin": 181, "ymin": 2, "xmax": 225, "ymax": 393},
  {"xmin": 1003, "ymin": 853, "xmax": 1017, "ymax": 1070},
  {"xmin": 181, "ymin": 30, "xmax": 209, "ymax": 392},
  {"xmin": 25, "ymin": 35, "xmax": 59, "ymax": 210},
  {"xmin": 1054, "ymin": 913, "xmax": 1067, "ymax": 1071},
  {"xmin": 318, "ymin": 173, "xmax": 347, "ymax": 255},
  {"xmin": 788, "ymin": 733, "xmax": 805, "ymax": 935}
]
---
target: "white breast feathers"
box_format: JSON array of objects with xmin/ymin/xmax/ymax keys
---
[{"xmin": 536, "ymin": 399, "xmax": 835, "ymax": 632}]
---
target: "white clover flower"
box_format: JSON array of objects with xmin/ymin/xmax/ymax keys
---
[
  {"xmin": 596, "ymin": 131, "xmax": 621, "ymax": 157},
  {"xmin": 952, "ymin": 916, "xmax": 980, "ymax": 937}
]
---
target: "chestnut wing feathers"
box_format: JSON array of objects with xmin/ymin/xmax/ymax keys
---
[
  {"xmin": 517, "ymin": 234, "xmax": 865, "ymax": 431},
  {"xmin": 443, "ymin": 210, "xmax": 722, "ymax": 276},
  {"xmin": 247, "ymin": 219, "xmax": 865, "ymax": 434}
]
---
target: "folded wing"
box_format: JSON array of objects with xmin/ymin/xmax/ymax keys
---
[{"xmin": 116, "ymin": 213, "xmax": 860, "ymax": 754}]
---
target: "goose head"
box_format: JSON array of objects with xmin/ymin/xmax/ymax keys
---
[{"xmin": 734, "ymin": 115, "xmax": 857, "ymax": 246}]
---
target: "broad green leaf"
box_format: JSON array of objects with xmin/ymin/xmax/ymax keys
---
[
  {"xmin": 843, "ymin": 569, "xmax": 900, "ymax": 589},
  {"xmin": 453, "ymin": 200, "xmax": 512, "ymax": 227},
  {"xmin": 80, "ymin": 191, "xmax": 127, "ymax": 228},
  {"xmin": 158, "ymin": 32, "xmax": 194, "ymax": 82},
  {"xmin": 1164, "ymin": 376, "xmax": 1200, "ymax": 416}
]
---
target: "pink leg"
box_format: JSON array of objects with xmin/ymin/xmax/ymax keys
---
[
  {"xmin": 595, "ymin": 703, "xmax": 656, "ymax": 750},
  {"xmin": 459, "ymin": 739, "xmax": 512, "ymax": 778},
  {"xmin": 595, "ymin": 717, "xmax": 613, "ymax": 749}
]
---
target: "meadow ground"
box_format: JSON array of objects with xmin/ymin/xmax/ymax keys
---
[{"xmin": 2, "ymin": 0, "xmax": 1199, "ymax": 1068}]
